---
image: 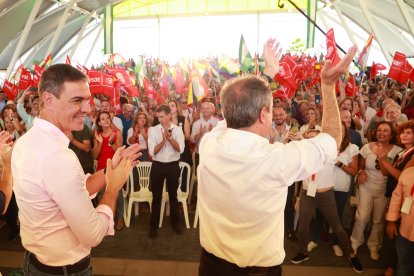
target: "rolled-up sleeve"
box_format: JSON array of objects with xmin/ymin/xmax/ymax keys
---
[
  {"xmin": 147, "ymin": 127, "xmax": 156, "ymax": 157},
  {"xmin": 281, "ymin": 133, "xmax": 337, "ymax": 183},
  {"xmin": 42, "ymin": 149, "xmax": 114, "ymax": 247}
]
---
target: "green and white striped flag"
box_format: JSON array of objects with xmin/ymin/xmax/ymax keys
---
[
  {"xmin": 306, "ymin": 0, "xmax": 318, "ymax": 48},
  {"xmin": 239, "ymin": 35, "xmax": 254, "ymax": 73},
  {"xmin": 104, "ymin": 4, "xmax": 113, "ymax": 54}
]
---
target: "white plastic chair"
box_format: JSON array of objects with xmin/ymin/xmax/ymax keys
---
[
  {"xmin": 125, "ymin": 161, "xmax": 153, "ymax": 227},
  {"xmin": 187, "ymin": 151, "xmax": 197, "ymax": 204},
  {"xmin": 193, "ymin": 202, "xmax": 199, "ymax": 228},
  {"xmin": 159, "ymin": 161, "xmax": 191, "ymax": 228}
]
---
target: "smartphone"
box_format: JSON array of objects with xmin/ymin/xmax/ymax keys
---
[{"xmin": 315, "ymin": 94, "xmax": 321, "ymax": 104}]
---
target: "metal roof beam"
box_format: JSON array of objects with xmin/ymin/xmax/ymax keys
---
[
  {"xmin": 395, "ymin": 0, "xmax": 414, "ymax": 39},
  {"xmin": 50, "ymin": 0, "xmax": 101, "ymax": 19},
  {"xmin": 6, "ymin": 0, "xmax": 43, "ymax": 80},
  {"xmin": 332, "ymin": 1, "xmax": 359, "ymax": 53},
  {"xmin": 70, "ymin": 13, "xmax": 93, "ymax": 57}
]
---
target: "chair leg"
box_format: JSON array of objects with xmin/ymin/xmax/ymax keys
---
[
  {"xmin": 159, "ymin": 200, "xmax": 165, "ymax": 228},
  {"xmin": 193, "ymin": 204, "xmax": 199, "ymax": 228},
  {"xmin": 187, "ymin": 181, "xmax": 194, "ymax": 204},
  {"xmin": 126, "ymin": 200, "xmax": 134, "ymax": 228},
  {"xmin": 182, "ymin": 201, "xmax": 190, "ymax": 228},
  {"xmin": 134, "ymin": 202, "xmax": 139, "ymax": 217},
  {"xmin": 148, "ymin": 200, "xmax": 152, "ymax": 212}
]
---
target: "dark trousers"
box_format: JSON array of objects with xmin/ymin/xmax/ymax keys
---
[
  {"xmin": 395, "ymin": 235, "xmax": 414, "ymax": 276},
  {"xmin": 150, "ymin": 161, "xmax": 180, "ymax": 229},
  {"xmin": 199, "ymin": 249, "xmax": 282, "ymax": 276},
  {"xmin": 297, "ymin": 189, "xmax": 353, "ymax": 255},
  {"xmin": 284, "ymin": 184, "xmax": 296, "ymax": 232},
  {"xmin": 5, "ymin": 193, "xmax": 19, "ymax": 236}
]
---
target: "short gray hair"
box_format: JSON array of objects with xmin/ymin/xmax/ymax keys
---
[{"xmin": 220, "ymin": 75, "xmax": 272, "ymax": 129}]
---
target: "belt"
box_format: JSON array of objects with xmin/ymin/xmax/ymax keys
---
[
  {"xmin": 26, "ymin": 251, "xmax": 90, "ymax": 275},
  {"xmin": 202, "ymin": 248, "xmax": 281, "ymax": 275}
]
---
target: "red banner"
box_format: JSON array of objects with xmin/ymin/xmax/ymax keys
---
[
  {"xmin": 345, "ymin": 75, "xmax": 356, "ymax": 97},
  {"xmin": 275, "ymin": 54, "xmax": 299, "ymax": 91},
  {"xmin": 32, "ymin": 63, "xmax": 43, "ymax": 88},
  {"xmin": 273, "ymin": 85, "xmax": 295, "ymax": 100},
  {"xmin": 87, "ymin": 70, "xmax": 114, "ymax": 98},
  {"xmin": 3, "ymin": 80, "xmax": 18, "ymax": 100},
  {"xmin": 388, "ymin": 52, "xmax": 413, "ymax": 84},
  {"xmin": 110, "ymin": 69, "xmax": 139, "ymax": 97},
  {"xmin": 18, "ymin": 68, "xmax": 32, "ymax": 90}
]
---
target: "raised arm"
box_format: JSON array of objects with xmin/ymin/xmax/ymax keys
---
[{"xmin": 320, "ymin": 46, "xmax": 358, "ymax": 147}]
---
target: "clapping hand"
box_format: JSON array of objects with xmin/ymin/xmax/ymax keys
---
[
  {"xmin": 95, "ymin": 133, "xmax": 103, "ymax": 144},
  {"xmin": 112, "ymin": 144, "xmax": 142, "ymax": 168}
]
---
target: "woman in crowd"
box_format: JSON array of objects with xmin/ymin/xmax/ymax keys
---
[
  {"xmin": 299, "ymin": 107, "xmax": 322, "ymax": 134},
  {"xmin": 17, "ymin": 89, "xmax": 40, "ymax": 131},
  {"xmin": 383, "ymin": 103, "xmax": 406, "ymax": 127},
  {"xmin": 168, "ymin": 99, "xmax": 192, "ymax": 191},
  {"xmin": 93, "ymin": 111, "xmax": 124, "ymax": 230},
  {"xmin": 351, "ymin": 121, "xmax": 402, "ymax": 260},
  {"xmin": 291, "ymin": 129, "xmax": 363, "ymax": 273},
  {"xmin": 375, "ymin": 121, "xmax": 414, "ymax": 276},
  {"xmin": 308, "ymin": 123, "xmax": 359, "ymax": 257},
  {"xmin": 339, "ymin": 97, "xmax": 363, "ymax": 131},
  {"xmin": 127, "ymin": 111, "xmax": 150, "ymax": 161},
  {"xmin": 1, "ymin": 105, "xmax": 24, "ymax": 136}
]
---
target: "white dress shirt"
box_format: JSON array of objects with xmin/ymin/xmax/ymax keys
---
[
  {"xmin": 190, "ymin": 116, "xmax": 220, "ymax": 153},
  {"xmin": 148, "ymin": 123, "xmax": 184, "ymax": 162},
  {"xmin": 12, "ymin": 118, "xmax": 114, "ymax": 266},
  {"xmin": 198, "ymin": 120, "xmax": 337, "ymax": 267}
]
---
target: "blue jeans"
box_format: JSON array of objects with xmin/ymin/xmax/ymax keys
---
[
  {"xmin": 23, "ymin": 252, "xmax": 93, "ymax": 276},
  {"xmin": 395, "ymin": 235, "xmax": 414, "ymax": 276}
]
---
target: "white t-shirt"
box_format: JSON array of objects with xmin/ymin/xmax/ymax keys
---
[
  {"xmin": 360, "ymin": 143, "xmax": 402, "ymax": 196},
  {"xmin": 334, "ymin": 143, "xmax": 359, "ymax": 192},
  {"xmin": 126, "ymin": 128, "xmax": 147, "ymax": 149}
]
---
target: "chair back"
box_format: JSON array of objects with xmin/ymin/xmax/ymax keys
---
[
  {"xmin": 178, "ymin": 161, "xmax": 191, "ymax": 198},
  {"xmin": 131, "ymin": 161, "xmax": 152, "ymax": 192}
]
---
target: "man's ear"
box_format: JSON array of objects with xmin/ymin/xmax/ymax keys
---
[
  {"xmin": 258, "ymin": 107, "xmax": 267, "ymax": 124},
  {"xmin": 41, "ymin": 92, "xmax": 54, "ymax": 110}
]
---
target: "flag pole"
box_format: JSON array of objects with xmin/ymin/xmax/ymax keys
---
[{"xmin": 284, "ymin": 0, "xmax": 359, "ymax": 66}]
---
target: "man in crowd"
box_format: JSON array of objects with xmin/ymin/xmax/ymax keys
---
[
  {"xmin": 147, "ymin": 104, "xmax": 184, "ymax": 239},
  {"xmin": 190, "ymin": 101, "xmax": 220, "ymax": 170},
  {"xmin": 12, "ymin": 64, "xmax": 140, "ymax": 274},
  {"xmin": 117, "ymin": 103, "xmax": 134, "ymax": 145},
  {"xmin": 197, "ymin": 39, "xmax": 359, "ymax": 275}
]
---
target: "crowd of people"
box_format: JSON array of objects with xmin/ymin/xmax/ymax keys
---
[{"xmin": 0, "ymin": 38, "xmax": 413, "ymax": 276}]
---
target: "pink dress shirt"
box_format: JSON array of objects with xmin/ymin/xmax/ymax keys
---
[
  {"xmin": 12, "ymin": 118, "xmax": 114, "ymax": 266},
  {"xmin": 386, "ymin": 167, "xmax": 414, "ymax": 242}
]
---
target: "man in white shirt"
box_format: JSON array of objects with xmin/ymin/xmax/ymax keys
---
[
  {"xmin": 12, "ymin": 64, "xmax": 140, "ymax": 274},
  {"xmin": 147, "ymin": 104, "xmax": 185, "ymax": 239},
  {"xmin": 190, "ymin": 101, "xmax": 220, "ymax": 170},
  {"xmin": 197, "ymin": 39, "xmax": 358, "ymax": 275}
]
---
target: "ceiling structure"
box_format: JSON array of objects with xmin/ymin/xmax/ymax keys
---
[{"xmin": 0, "ymin": 0, "xmax": 413, "ymax": 80}]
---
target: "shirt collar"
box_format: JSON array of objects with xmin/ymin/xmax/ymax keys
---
[{"xmin": 33, "ymin": 118, "xmax": 70, "ymax": 146}]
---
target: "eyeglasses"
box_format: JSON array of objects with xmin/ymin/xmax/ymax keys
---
[
  {"xmin": 363, "ymin": 100, "xmax": 369, "ymax": 103},
  {"xmin": 375, "ymin": 159, "xmax": 380, "ymax": 170}
]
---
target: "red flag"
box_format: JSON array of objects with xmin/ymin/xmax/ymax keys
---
[
  {"xmin": 87, "ymin": 70, "xmax": 114, "ymax": 98},
  {"xmin": 18, "ymin": 68, "xmax": 32, "ymax": 90},
  {"xmin": 109, "ymin": 69, "xmax": 139, "ymax": 97},
  {"xmin": 172, "ymin": 65, "xmax": 187, "ymax": 94},
  {"xmin": 39, "ymin": 54, "xmax": 52, "ymax": 69},
  {"xmin": 32, "ymin": 63, "xmax": 43, "ymax": 88},
  {"xmin": 275, "ymin": 54, "xmax": 299, "ymax": 90},
  {"xmin": 388, "ymin": 52, "xmax": 413, "ymax": 84},
  {"xmin": 273, "ymin": 85, "xmax": 295, "ymax": 100},
  {"xmin": 370, "ymin": 62, "xmax": 386, "ymax": 80},
  {"xmin": 3, "ymin": 80, "xmax": 18, "ymax": 100},
  {"xmin": 66, "ymin": 55, "xmax": 71, "ymax": 65},
  {"xmin": 345, "ymin": 75, "xmax": 357, "ymax": 97},
  {"xmin": 326, "ymin": 29, "xmax": 340, "ymax": 67}
]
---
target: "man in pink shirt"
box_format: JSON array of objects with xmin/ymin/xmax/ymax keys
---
[
  {"xmin": 386, "ymin": 166, "xmax": 414, "ymax": 276},
  {"xmin": 12, "ymin": 64, "xmax": 140, "ymax": 275}
]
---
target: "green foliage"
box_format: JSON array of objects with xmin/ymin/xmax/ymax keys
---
[{"xmin": 287, "ymin": 38, "xmax": 306, "ymax": 54}]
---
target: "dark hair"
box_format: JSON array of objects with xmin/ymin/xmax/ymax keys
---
[
  {"xmin": 155, "ymin": 104, "xmax": 171, "ymax": 115},
  {"xmin": 39, "ymin": 64, "xmax": 87, "ymax": 98},
  {"xmin": 120, "ymin": 96, "xmax": 129, "ymax": 105},
  {"xmin": 368, "ymin": 87, "xmax": 378, "ymax": 94},
  {"xmin": 220, "ymin": 75, "xmax": 271, "ymax": 129},
  {"xmin": 372, "ymin": 121, "xmax": 398, "ymax": 144},
  {"xmin": 95, "ymin": 111, "xmax": 111, "ymax": 133},
  {"xmin": 339, "ymin": 122, "xmax": 351, "ymax": 153}
]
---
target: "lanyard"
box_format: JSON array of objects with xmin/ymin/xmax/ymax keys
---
[
  {"xmin": 410, "ymin": 183, "xmax": 414, "ymax": 197},
  {"xmin": 395, "ymin": 147, "xmax": 414, "ymax": 167}
]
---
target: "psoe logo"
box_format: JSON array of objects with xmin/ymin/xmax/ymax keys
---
[{"xmin": 89, "ymin": 77, "xmax": 100, "ymax": 83}]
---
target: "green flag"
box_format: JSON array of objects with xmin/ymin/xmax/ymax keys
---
[{"xmin": 239, "ymin": 35, "xmax": 254, "ymax": 73}]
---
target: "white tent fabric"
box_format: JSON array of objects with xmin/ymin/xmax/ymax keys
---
[{"xmin": 0, "ymin": 0, "xmax": 413, "ymax": 76}]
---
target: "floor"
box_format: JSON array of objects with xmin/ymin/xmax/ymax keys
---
[{"xmin": 0, "ymin": 202, "xmax": 389, "ymax": 276}]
